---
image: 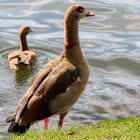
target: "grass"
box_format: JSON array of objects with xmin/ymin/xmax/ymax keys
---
[{"xmin": 8, "ymin": 116, "xmax": 140, "ymax": 140}]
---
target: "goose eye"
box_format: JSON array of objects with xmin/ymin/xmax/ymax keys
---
[{"xmin": 77, "ymin": 6, "xmax": 84, "ymax": 13}]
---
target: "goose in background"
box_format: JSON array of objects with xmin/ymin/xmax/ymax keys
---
[{"xmin": 8, "ymin": 25, "xmax": 36, "ymax": 70}]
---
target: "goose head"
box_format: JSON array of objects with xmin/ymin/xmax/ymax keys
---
[
  {"xmin": 65, "ymin": 4, "xmax": 95, "ymax": 22},
  {"xmin": 18, "ymin": 25, "xmax": 33, "ymax": 36}
]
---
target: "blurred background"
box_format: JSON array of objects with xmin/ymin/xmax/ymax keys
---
[{"xmin": 0, "ymin": 0, "xmax": 140, "ymax": 137}]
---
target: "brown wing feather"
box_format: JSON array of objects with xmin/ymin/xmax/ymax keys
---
[
  {"xmin": 8, "ymin": 50, "xmax": 36, "ymax": 65},
  {"xmin": 14, "ymin": 59, "xmax": 60, "ymax": 122},
  {"xmin": 16, "ymin": 61, "xmax": 80, "ymax": 124}
]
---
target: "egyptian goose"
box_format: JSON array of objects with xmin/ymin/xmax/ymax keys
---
[
  {"xmin": 6, "ymin": 4, "xmax": 95, "ymax": 133},
  {"xmin": 8, "ymin": 25, "xmax": 36, "ymax": 70}
]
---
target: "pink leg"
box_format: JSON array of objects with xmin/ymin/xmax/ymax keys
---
[
  {"xmin": 44, "ymin": 118, "xmax": 49, "ymax": 130},
  {"xmin": 58, "ymin": 112, "xmax": 67, "ymax": 128}
]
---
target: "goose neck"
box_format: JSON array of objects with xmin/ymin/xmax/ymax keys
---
[
  {"xmin": 19, "ymin": 34, "xmax": 29, "ymax": 51},
  {"xmin": 64, "ymin": 18, "xmax": 79, "ymax": 49}
]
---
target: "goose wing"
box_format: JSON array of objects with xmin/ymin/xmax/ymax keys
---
[
  {"xmin": 6, "ymin": 59, "xmax": 59, "ymax": 123},
  {"xmin": 8, "ymin": 51, "xmax": 35, "ymax": 65},
  {"xmin": 15, "ymin": 61, "xmax": 80, "ymax": 124}
]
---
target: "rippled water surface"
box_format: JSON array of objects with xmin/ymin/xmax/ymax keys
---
[{"xmin": 0, "ymin": 0, "xmax": 140, "ymax": 137}]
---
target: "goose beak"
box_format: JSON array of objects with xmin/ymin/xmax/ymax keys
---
[
  {"xmin": 29, "ymin": 29, "xmax": 33, "ymax": 32},
  {"xmin": 86, "ymin": 11, "xmax": 95, "ymax": 17}
]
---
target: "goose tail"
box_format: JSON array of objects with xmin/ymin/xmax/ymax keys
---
[{"xmin": 8, "ymin": 120, "xmax": 30, "ymax": 134}]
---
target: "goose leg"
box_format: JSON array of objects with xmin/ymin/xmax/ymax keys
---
[
  {"xmin": 58, "ymin": 112, "xmax": 68, "ymax": 128},
  {"xmin": 44, "ymin": 118, "xmax": 49, "ymax": 130}
]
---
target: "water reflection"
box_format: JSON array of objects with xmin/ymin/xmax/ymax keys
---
[
  {"xmin": 13, "ymin": 65, "xmax": 34, "ymax": 86},
  {"xmin": 0, "ymin": 0, "xmax": 140, "ymax": 137}
]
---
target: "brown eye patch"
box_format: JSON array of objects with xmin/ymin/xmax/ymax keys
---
[{"xmin": 77, "ymin": 6, "xmax": 84, "ymax": 13}]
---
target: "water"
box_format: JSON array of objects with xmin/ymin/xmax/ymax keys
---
[{"xmin": 0, "ymin": 0, "xmax": 140, "ymax": 137}]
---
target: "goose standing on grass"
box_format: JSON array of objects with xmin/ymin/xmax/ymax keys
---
[
  {"xmin": 6, "ymin": 4, "xmax": 95, "ymax": 134},
  {"xmin": 8, "ymin": 25, "xmax": 36, "ymax": 70}
]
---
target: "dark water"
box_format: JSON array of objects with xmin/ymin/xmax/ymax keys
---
[{"xmin": 0, "ymin": 0, "xmax": 140, "ymax": 137}]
